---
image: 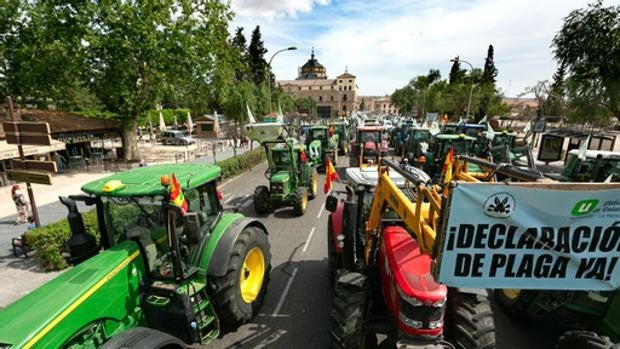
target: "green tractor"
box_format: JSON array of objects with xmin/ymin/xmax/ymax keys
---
[
  {"xmin": 306, "ymin": 125, "xmax": 339, "ymax": 167},
  {"xmin": 545, "ymin": 149, "xmax": 620, "ymax": 182},
  {"xmin": 0, "ymin": 164, "xmax": 271, "ymax": 348},
  {"xmin": 253, "ymin": 138, "xmax": 319, "ymax": 216},
  {"xmin": 329, "ymin": 121, "xmax": 351, "ymax": 155}
]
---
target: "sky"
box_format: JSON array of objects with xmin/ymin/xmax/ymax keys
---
[{"xmin": 230, "ymin": 0, "xmax": 598, "ymax": 97}]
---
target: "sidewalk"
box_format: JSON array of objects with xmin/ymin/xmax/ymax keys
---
[{"xmin": 0, "ymin": 143, "xmax": 256, "ymax": 309}]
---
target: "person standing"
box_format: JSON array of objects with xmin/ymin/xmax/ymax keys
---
[{"xmin": 11, "ymin": 184, "xmax": 29, "ymax": 224}]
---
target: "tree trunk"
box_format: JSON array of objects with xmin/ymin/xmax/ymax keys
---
[{"xmin": 121, "ymin": 120, "xmax": 139, "ymax": 160}]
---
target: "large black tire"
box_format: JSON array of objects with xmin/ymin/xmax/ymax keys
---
[
  {"xmin": 445, "ymin": 290, "xmax": 496, "ymax": 349},
  {"xmin": 350, "ymin": 154, "xmax": 359, "ymax": 167},
  {"xmin": 327, "ymin": 215, "xmax": 342, "ymax": 285},
  {"xmin": 253, "ymin": 185, "xmax": 270, "ymax": 215},
  {"xmin": 103, "ymin": 327, "xmax": 186, "ymax": 349},
  {"xmin": 494, "ymin": 289, "xmax": 536, "ymax": 320},
  {"xmin": 308, "ymin": 169, "xmax": 318, "ymax": 200},
  {"xmin": 328, "ymin": 271, "xmax": 377, "ymax": 349},
  {"xmin": 209, "ymin": 226, "xmax": 271, "ymax": 327},
  {"xmin": 556, "ymin": 331, "xmax": 619, "ymax": 349},
  {"xmin": 293, "ymin": 187, "xmax": 308, "ymax": 216}
]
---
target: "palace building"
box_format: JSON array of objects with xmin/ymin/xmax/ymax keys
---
[{"xmin": 277, "ymin": 49, "xmax": 358, "ymax": 118}]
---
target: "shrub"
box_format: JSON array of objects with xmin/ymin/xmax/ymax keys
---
[
  {"xmin": 25, "ymin": 209, "xmax": 99, "ymax": 271},
  {"xmin": 216, "ymin": 147, "xmax": 265, "ymax": 179}
]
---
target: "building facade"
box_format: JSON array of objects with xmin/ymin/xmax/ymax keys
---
[
  {"xmin": 277, "ymin": 49, "xmax": 358, "ymax": 118},
  {"xmin": 358, "ymin": 95, "xmax": 400, "ymax": 115}
]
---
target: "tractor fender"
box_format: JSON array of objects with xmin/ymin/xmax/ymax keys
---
[
  {"xmin": 207, "ymin": 218, "xmax": 268, "ymax": 277},
  {"xmin": 330, "ymin": 200, "xmax": 345, "ymax": 253}
]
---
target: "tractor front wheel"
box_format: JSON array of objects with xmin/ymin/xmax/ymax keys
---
[
  {"xmin": 445, "ymin": 289, "xmax": 496, "ymax": 349},
  {"xmin": 253, "ymin": 186, "xmax": 270, "ymax": 215},
  {"xmin": 309, "ymin": 169, "xmax": 318, "ymax": 200},
  {"xmin": 328, "ymin": 271, "xmax": 377, "ymax": 349},
  {"xmin": 293, "ymin": 188, "xmax": 308, "ymax": 216},
  {"xmin": 556, "ymin": 331, "xmax": 619, "ymax": 349},
  {"xmin": 209, "ymin": 226, "xmax": 271, "ymax": 327}
]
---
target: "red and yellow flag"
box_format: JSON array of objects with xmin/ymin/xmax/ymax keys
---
[
  {"xmin": 324, "ymin": 158, "xmax": 340, "ymax": 193},
  {"xmin": 169, "ymin": 173, "xmax": 189, "ymax": 214},
  {"xmin": 300, "ymin": 148, "xmax": 307, "ymax": 163},
  {"xmin": 443, "ymin": 148, "xmax": 454, "ymax": 184}
]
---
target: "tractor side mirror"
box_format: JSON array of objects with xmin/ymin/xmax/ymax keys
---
[
  {"xmin": 325, "ymin": 195, "xmax": 338, "ymax": 212},
  {"xmin": 183, "ymin": 212, "xmax": 202, "ymax": 244}
]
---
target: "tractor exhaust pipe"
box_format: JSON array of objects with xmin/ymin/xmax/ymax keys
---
[{"xmin": 59, "ymin": 196, "xmax": 98, "ymax": 265}]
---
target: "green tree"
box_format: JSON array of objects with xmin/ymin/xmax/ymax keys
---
[
  {"xmin": 248, "ymin": 25, "xmax": 268, "ymax": 86},
  {"xmin": 481, "ymin": 44, "xmax": 498, "ymax": 85},
  {"xmin": 552, "ymin": 1, "xmax": 620, "ymax": 120},
  {"xmin": 449, "ymin": 59, "xmax": 464, "ymax": 84},
  {"xmin": 231, "ymin": 27, "xmax": 249, "ymax": 81}
]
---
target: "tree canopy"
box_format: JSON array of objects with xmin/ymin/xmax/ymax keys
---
[{"xmin": 552, "ymin": 0, "xmax": 620, "ymax": 121}]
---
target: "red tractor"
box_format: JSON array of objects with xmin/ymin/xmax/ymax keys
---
[
  {"xmin": 325, "ymin": 160, "xmax": 495, "ymax": 348},
  {"xmin": 350, "ymin": 126, "xmax": 391, "ymax": 167}
]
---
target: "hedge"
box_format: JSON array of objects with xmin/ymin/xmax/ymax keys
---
[
  {"xmin": 26, "ymin": 209, "xmax": 99, "ymax": 271},
  {"xmin": 216, "ymin": 147, "xmax": 265, "ymax": 179},
  {"xmin": 25, "ymin": 149, "xmax": 265, "ymax": 271}
]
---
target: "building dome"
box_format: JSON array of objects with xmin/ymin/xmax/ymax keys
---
[{"xmin": 298, "ymin": 48, "xmax": 327, "ymax": 79}]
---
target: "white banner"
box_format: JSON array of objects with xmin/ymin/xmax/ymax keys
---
[{"xmin": 437, "ymin": 183, "xmax": 620, "ymax": 290}]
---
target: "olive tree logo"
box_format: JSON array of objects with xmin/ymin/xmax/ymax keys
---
[
  {"xmin": 483, "ymin": 192, "xmax": 516, "ymax": 218},
  {"xmin": 571, "ymin": 199, "xmax": 599, "ymax": 216}
]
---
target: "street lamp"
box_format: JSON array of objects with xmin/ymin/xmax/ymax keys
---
[
  {"xmin": 450, "ymin": 56, "xmax": 475, "ymax": 120},
  {"xmin": 267, "ymin": 46, "xmax": 297, "ymax": 114}
]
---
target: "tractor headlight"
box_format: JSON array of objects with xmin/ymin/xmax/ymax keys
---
[
  {"xmin": 399, "ymin": 312, "xmax": 423, "ymax": 329},
  {"xmin": 428, "ymin": 319, "xmax": 443, "ymax": 329}
]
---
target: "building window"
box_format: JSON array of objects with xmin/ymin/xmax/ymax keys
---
[
  {"xmin": 298, "ymin": 86, "xmax": 302, "ymax": 90},
  {"xmin": 349, "ymin": 80, "xmax": 352, "ymax": 83},
  {"xmin": 319, "ymin": 96, "xmax": 323, "ymax": 102},
  {"xmin": 343, "ymin": 94, "xmax": 348, "ymax": 101},
  {"xmin": 331, "ymin": 86, "xmax": 334, "ymax": 90},
  {"xmin": 339, "ymin": 80, "xmax": 343, "ymax": 83},
  {"xmin": 343, "ymin": 105, "xmax": 347, "ymax": 111},
  {"xmin": 320, "ymin": 86, "xmax": 322, "ymax": 90},
  {"xmin": 331, "ymin": 96, "xmax": 334, "ymax": 101},
  {"xmin": 339, "ymin": 86, "xmax": 342, "ymax": 91},
  {"xmin": 348, "ymin": 86, "xmax": 352, "ymax": 91}
]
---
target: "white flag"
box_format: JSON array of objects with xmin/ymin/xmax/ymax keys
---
[
  {"xmin": 486, "ymin": 122, "xmax": 495, "ymax": 140},
  {"xmin": 246, "ymin": 104, "xmax": 256, "ymax": 124},
  {"xmin": 429, "ymin": 121, "xmax": 441, "ymax": 136},
  {"xmin": 478, "ymin": 115, "xmax": 487, "ymax": 124},
  {"xmin": 604, "ymin": 174, "xmax": 613, "ymax": 183},
  {"xmin": 578, "ymin": 135, "xmax": 590, "ymax": 161}
]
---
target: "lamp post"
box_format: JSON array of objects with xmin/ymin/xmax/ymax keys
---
[
  {"xmin": 450, "ymin": 56, "xmax": 475, "ymax": 120},
  {"xmin": 267, "ymin": 46, "xmax": 297, "ymax": 114}
]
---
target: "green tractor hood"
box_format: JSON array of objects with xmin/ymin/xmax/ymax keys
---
[
  {"xmin": 271, "ymin": 171, "xmax": 290, "ymax": 183},
  {"xmin": 0, "ymin": 242, "xmax": 145, "ymax": 348}
]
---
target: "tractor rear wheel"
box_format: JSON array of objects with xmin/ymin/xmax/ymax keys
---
[
  {"xmin": 328, "ymin": 271, "xmax": 377, "ymax": 349},
  {"xmin": 309, "ymin": 169, "xmax": 318, "ymax": 199},
  {"xmin": 103, "ymin": 327, "xmax": 185, "ymax": 349},
  {"xmin": 556, "ymin": 331, "xmax": 619, "ymax": 349},
  {"xmin": 445, "ymin": 290, "xmax": 496, "ymax": 349},
  {"xmin": 293, "ymin": 188, "xmax": 308, "ymax": 216},
  {"xmin": 327, "ymin": 215, "xmax": 342, "ymax": 285},
  {"xmin": 494, "ymin": 289, "xmax": 536, "ymax": 320},
  {"xmin": 253, "ymin": 185, "xmax": 270, "ymax": 215},
  {"xmin": 209, "ymin": 226, "xmax": 271, "ymax": 327}
]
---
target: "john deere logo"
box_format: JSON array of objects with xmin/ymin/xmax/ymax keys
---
[
  {"xmin": 483, "ymin": 192, "xmax": 515, "ymax": 218},
  {"xmin": 571, "ymin": 199, "xmax": 599, "ymax": 216}
]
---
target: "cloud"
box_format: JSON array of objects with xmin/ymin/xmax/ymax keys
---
[
  {"xmin": 232, "ymin": 0, "xmax": 594, "ymax": 96},
  {"xmin": 231, "ymin": 0, "xmax": 330, "ymax": 20}
]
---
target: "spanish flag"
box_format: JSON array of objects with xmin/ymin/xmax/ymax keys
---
[
  {"xmin": 324, "ymin": 158, "xmax": 340, "ymax": 194},
  {"xmin": 169, "ymin": 173, "xmax": 189, "ymax": 214},
  {"xmin": 443, "ymin": 148, "xmax": 454, "ymax": 184}
]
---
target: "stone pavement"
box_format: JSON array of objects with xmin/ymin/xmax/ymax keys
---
[{"xmin": 0, "ymin": 143, "xmax": 255, "ymax": 309}]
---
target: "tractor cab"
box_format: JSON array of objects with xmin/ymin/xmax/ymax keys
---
[
  {"xmin": 350, "ymin": 126, "xmax": 390, "ymax": 167},
  {"xmin": 400, "ymin": 127, "xmax": 432, "ymax": 162},
  {"xmin": 307, "ymin": 125, "xmax": 338, "ymax": 166},
  {"xmin": 553, "ymin": 149, "xmax": 620, "ymax": 182},
  {"xmin": 424, "ymin": 134, "xmax": 477, "ymax": 179},
  {"xmin": 329, "ymin": 121, "xmax": 351, "ymax": 155}
]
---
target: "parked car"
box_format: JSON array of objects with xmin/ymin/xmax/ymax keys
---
[{"xmin": 160, "ymin": 130, "xmax": 195, "ymax": 145}]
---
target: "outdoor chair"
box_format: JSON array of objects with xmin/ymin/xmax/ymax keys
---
[{"xmin": 11, "ymin": 233, "xmax": 32, "ymax": 258}]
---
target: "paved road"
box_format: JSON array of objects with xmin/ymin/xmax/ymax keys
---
[{"xmin": 205, "ymin": 158, "xmax": 559, "ymax": 349}]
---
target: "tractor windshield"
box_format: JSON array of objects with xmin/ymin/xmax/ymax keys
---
[
  {"xmin": 311, "ymin": 129, "xmax": 328, "ymax": 143},
  {"xmin": 359, "ymin": 131, "xmax": 381, "ymax": 143},
  {"xmin": 102, "ymin": 196, "xmax": 168, "ymax": 272},
  {"xmin": 271, "ymin": 150, "xmax": 292, "ymax": 167}
]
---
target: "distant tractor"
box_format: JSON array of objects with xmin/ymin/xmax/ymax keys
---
[
  {"xmin": 252, "ymin": 138, "xmax": 319, "ymax": 216},
  {"xmin": 423, "ymin": 133, "xmax": 478, "ymax": 181},
  {"xmin": 330, "ymin": 121, "xmax": 352, "ymax": 155},
  {"xmin": 400, "ymin": 127, "xmax": 432, "ymax": 163},
  {"xmin": 545, "ymin": 149, "xmax": 620, "ymax": 182},
  {"xmin": 0, "ymin": 164, "xmax": 271, "ymax": 348},
  {"xmin": 306, "ymin": 125, "xmax": 339, "ymax": 167},
  {"xmin": 350, "ymin": 126, "xmax": 390, "ymax": 167}
]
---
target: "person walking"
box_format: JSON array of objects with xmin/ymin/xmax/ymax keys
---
[{"xmin": 11, "ymin": 184, "xmax": 29, "ymax": 224}]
